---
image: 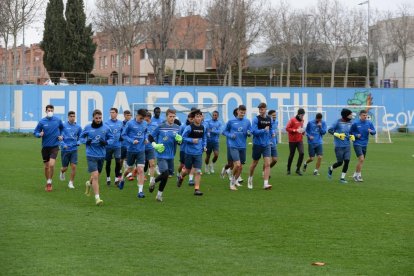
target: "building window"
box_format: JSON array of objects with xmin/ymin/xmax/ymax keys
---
[
  {"xmin": 111, "ymin": 55, "xmax": 115, "ymax": 68},
  {"xmin": 386, "ymin": 51, "xmax": 398, "ymax": 64},
  {"xmin": 187, "ymin": 49, "xmax": 203, "ymax": 60},
  {"xmin": 140, "ymin": 49, "xmax": 146, "ymax": 60},
  {"xmin": 104, "ymin": 56, "xmax": 108, "ymax": 68}
]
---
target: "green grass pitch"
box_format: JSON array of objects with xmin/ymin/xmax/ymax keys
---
[{"xmin": 0, "ymin": 134, "xmax": 413, "ymax": 275}]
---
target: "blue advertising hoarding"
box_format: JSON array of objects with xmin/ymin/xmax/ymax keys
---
[{"xmin": 0, "ymin": 85, "xmax": 413, "ymax": 132}]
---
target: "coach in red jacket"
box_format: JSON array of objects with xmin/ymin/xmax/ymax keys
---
[{"xmin": 286, "ymin": 108, "xmax": 306, "ymax": 175}]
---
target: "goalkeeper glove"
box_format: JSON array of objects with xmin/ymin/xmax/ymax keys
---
[
  {"xmin": 175, "ymin": 134, "xmax": 183, "ymax": 144},
  {"xmin": 151, "ymin": 142, "xmax": 165, "ymax": 153},
  {"xmin": 334, "ymin": 132, "xmax": 345, "ymax": 140},
  {"xmin": 349, "ymin": 134, "xmax": 355, "ymax": 141}
]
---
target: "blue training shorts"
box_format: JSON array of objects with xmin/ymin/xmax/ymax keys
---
[
  {"xmin": 61, "ymin": 150, "xmax": 78, "ymax": 167},
  {"xmin": 335, "ymin": 146, "xmax": 351, "ymax": 162},
  {"xmin": 270, "ymin": 146, "xmax": 278, "ymax": 158},
  {"xmin": 206, "ymin": 141, "xmax": 219, "ymax": 155},
  {"xmin": 353, "ymin": 145, "xmax": 367, "ymax": 158},
  {"xmin": 121, "ymin": 146, "xmax": 128, "ymax": 159},
  {"xmin": 252, "ymin": 144, "xmax": 271, "ymax": 160},
  {"xmin": 127, "ymin": 151, "xmax": 145, "ymax": 166},
  {"xmin": 87, "ymin": 156, "xmax": 104, "ymax": 173},
  {"xmin": 157, "ymin": 158, "xmax": 174, "ymax": 173},
  {"xmin": 229, "ymin": 147, "xmax": 246, "ymax": 164},
  {"xmin": 308, "ymin": 144, "xmax": 323, "ymax": 157},
  {"xmin": 184, "ymin": 154, "xmax": 202, "ymax": 170},
  {"xmin": 145, "ymin": 148, "xmax": 155, "ymax": 161},
  {"xmin": 105, "ymin": 147, "xmax": 121, "ymax": 161}
]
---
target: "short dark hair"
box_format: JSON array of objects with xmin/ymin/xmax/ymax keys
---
[
  {"xmin": 45, "ymin": 104, "xmax": 54, "ymax": 111},
  {"xmin": 257, "ymin": 102, "xmax": 267, "ymax": 109},
  {"xmin": 123, "ymin": 110, "xmax": 131, "ymax": 115},
  {"xmin": 137, "ymin": 108, "xmax": 147, "ymax": 117},
  {"xmin": 359, "ymin": 110, "xmax": 368, "ymax": 115},
  {"xmin": 268, "ymin": 110, "xmax": 276, "ymax": 116},
  {"xmin": 145, "ymin": 111, "xmax": 152, "ymax": 118},
  {"xmin": 213, "ymin": 110, "xmax": 219, "ymax": 115},
  {"xmin": 316, "ymin": 113, "xmax": 323, "ymax": 119},
  {"xmin": 110, "ymin": 107, "xmax": 118, "ymax": 113},
  {"xmin": 92, "ymin": 109, "xmax": 102, "ymax": 117},
  {"xmin": 233, "ymin": 108, "xmax": 238, "ymax": 117},
  {"xmin": 68, "ymin": 111, "xmax": 75, "ymax": 116},
  {"xmin": 154, "ymin": 107, "xmax": 161, "ymax": 112},
  {"xmin": 297, "ymin": 108, "xmax": 305, "ymax": 115},
  {"xmin": 238, "ymin": 105, "xmax": 246, "ymax": 111}
]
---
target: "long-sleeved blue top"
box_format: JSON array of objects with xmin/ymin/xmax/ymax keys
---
[
  {"xmin": 306, "ymin": 119, "xmax": 327, "ymax": 145},
  {"xmin": 350, "ymin": 119, "xmax": 376, "ymax": 146},
  {"xmin": 251, "ymin": 115, "xmax": 272, "ymax": 147},
  {"xmin": 179, "ymin": 121, "xmax": 190, "ymax": 152},
  {"xmin": 151, "ymin": 116, "xmax": 165, "ymax": 126},
  {"xmin": 60, "ymin": 121, "xmax": 82, "ymax": 152},
  {"xmin": 105, "ymin": 118, "xmax": 123, "ymax": 149},
  {"xmin": 182, "ymin": 123, "xmax": 207, "ymax": 155},
  {"xmin": 33, "ymin": 116, "xmax": 64, "ymax": 148},
  {"xmin": 80, "ymin": 123, "xmax": 114, "ymax": 158},
  {"xmin": 150, "ymin": 122, "xmax": 180, "ymax": 159},
  {"xmin": 145, "ymin": 121, "xmax": 159, "ymax": 150},
  {"xmin": 328, "ymin": 119, "xmax": 353, "ymax": 148},
  {"xmin": 270, "ymin": 118, "xmax": 278, "ymax": 147},
  {"xmin": 204, "ymin": 119, "xmax": 222, "ymax": 143},
  {"xmin": 121, "ymin": 120, "xmax": 129, "ymax": 148},
  {"xmin": 222, "ymin": 117, "xmax": 252, "ymax": 149},
  {"xmin": 121, "ymin": 119, "xmax": 148, "ymax": 153}
]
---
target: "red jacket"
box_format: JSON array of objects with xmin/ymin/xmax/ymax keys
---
[{"xmin": 286, "ymin": 117, "xmax": 304, "ymax": 142}]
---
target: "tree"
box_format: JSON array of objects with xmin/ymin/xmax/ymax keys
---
[
  {"xmin": 264, "ymin": 2, "xmax": 296, "ymax": 87},
  {"xmin": 3, "ymin": 0, "xmax": 41, "ymax": 84},
  {"xmin": 146, "ymin": 0, "xmax": 176, "ymax": 85},
  {"xmin": 64, "ymin": 0, "xmax": 96, "ymax": 83},
  {"xmin": 341, "ymin": 7, "xmax": 364, "ymax": 87},
  {"xmin": 0, "ymin": 1, "xmax": 12, "ymax": 83},
  {"xmin": 40, "ymin": 0, "xmax": 66, "ymax": 84},
  {"xmin": 385, "ymin": 6, "xmax": 414, "ymax": 88},
  {"xmin": 316, "ymin": 0, "xmax": 346, "ymax": 87}
]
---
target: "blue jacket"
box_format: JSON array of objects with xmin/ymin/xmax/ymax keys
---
[
  {"xmin": 121, "ymin": 119, "xmax": 130, "ymax": 148},
  {"xmin": 80, "ymin": 123, "xmax": 114, "ymax": 158},
  {"xmin": 60, "ymin": 121, "xmax": 82, "ymax": 152},
  {"xmin": 121, "ymin": 119, "xmax": 148, "ymax": 153},
  {"xmin": 306, "ymin": 119, "xmax": 327, "ymax": 145},
  {"xmin": 105, "ymin": 119, "xmax": 123, "ymax": 149},
  {"xmin": 270, "ymin": 118, "xmax": 278, "ymax": 147},
  {"xmin": 179, "ymin": 121, "xmax": 190, "ymax": 152},
  {"xmin": 350, "ymin": 119, "xmax": 376, "ymax": 146},
  {"xmin": 223, "ymin": 117, "xmax": 251, "ymax": 149},
  {"xmin": 33, "ymin": 116, "xmax": 64, "ymax": 148},
  {"xmin": 145, "ymin": 121, "xmax": 159, "ymax": 150},
  {"xmin": 182, "ymin": 123, "xmax": 207, "ymax": 155},
  {"xmin": 151, "ymin": 122, "xmax": 180, "ymax": 159},
  {"xmin": 204, "ymin": 119, "xmax": 222, "ymax": 143},
  {"xmin": 328, "ymin": 119, "xmax": 353, "ymax": 148},
  {"xmin": 251, "ymin": 115, "xmax": 272, "ymax": 147},
  {"xmin": 151, "ymin": 116, "xmax": 165, "ymax": 126}
]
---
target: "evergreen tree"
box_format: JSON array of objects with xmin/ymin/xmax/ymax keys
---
[
  {"xmin": 64, "ymin": 0, "xmax": 96, "ymax": 83},
  {"xmin": 40, "ymin": 0, "xmax": 66, "ymax": 84}
]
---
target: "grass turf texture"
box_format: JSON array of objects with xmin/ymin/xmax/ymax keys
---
[{"xmin": 0, "ymin": 134, "xmax": 413, "ymax": 275}]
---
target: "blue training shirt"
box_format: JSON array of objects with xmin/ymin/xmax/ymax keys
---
[
  {"xmin": 328, "ymin": 119, "xmax": 353, "ymax": 148},
  {"xmin": 182, "ymin": 123, "xmax": 207, "ymax": 155},
  {"xmin": 270, "ymin": 118, "xmax": 278, "ymax": 147},
  {"xmin": 33, "ymin": 116, "xmax": 64, "ymax": 148},
  {"xmin": 151, "ymin": 122, "xmax": 180, "ymax": 159},
  {"xmin": 121, "ymin": 119, "xmax": 148, "ymax": 153},
  {"xmin": 223, "ymin": 117, "xmax": 252, "ymax": 149},
  {"xmin": 60, "ymin": 121, "xmax": 82, "ymax": 152},
  {"xmin": 105, "ymin": 118, "xmax": 123, "ymax": 149},
  {"xmin": 151, "ymin": 116, "xmax": 165, "ymax": 126},
  {"xmin": 80, "ymin": 123, "xmax": 114, "ymax": 158},
  {"xmin": 306, "ymin": 119, "xmax": 327, "ymax": 145},
  {"xmin": 145, "ymin": 120, "xmax": 159, "ymax": 150},
  {"xmin": 204, "ymin": 119, "xmax": 222, "ymax": 143},
  {"xmin": 350, "ymin": 119, "xmax": 376, "ymax": 147},
  {"xmin": 251, "ymin": 115, "xmax": 272, "ymax": 147}
]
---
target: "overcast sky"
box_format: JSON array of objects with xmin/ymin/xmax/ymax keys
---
[{"xmin": 19, "ymin": 0, "xmax": 411, "ymax": 48}]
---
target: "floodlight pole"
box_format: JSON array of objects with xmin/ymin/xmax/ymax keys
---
[{"xmin": 359, "ymin": 0, "xmax": 370, "ymax": 88}]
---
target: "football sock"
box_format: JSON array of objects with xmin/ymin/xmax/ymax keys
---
[
  {"xmin": 95, "ymin": 194, "xmax": 100, "ymax": 200},
  {"xmin": 341, "ymin": 172, "xmax": 346, "ymax": 179},
  {"xmin": 157, "ymin": 191, "xmax": 163, "ymax": 197},
  {"xmin": 264, "ymin": 180, "xmax": 269, "ymax": 186},
  {"xmin": 189, "ymin": 174, "xmax": 194, "ymax": 181},
  {"xmin": 150, "ymin": 177, "xmax": 155, "ymax": 183},
  {"xmin": 47, "ymin": 179, "xmax": 52, "ymax": 184},
  {"xmin": 138, "ymin": 184, "xmax": 143, "ymax": 193},
  {"xmin": 107, "ymin": 177, "xmax": 111, "ymax": 181}
]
